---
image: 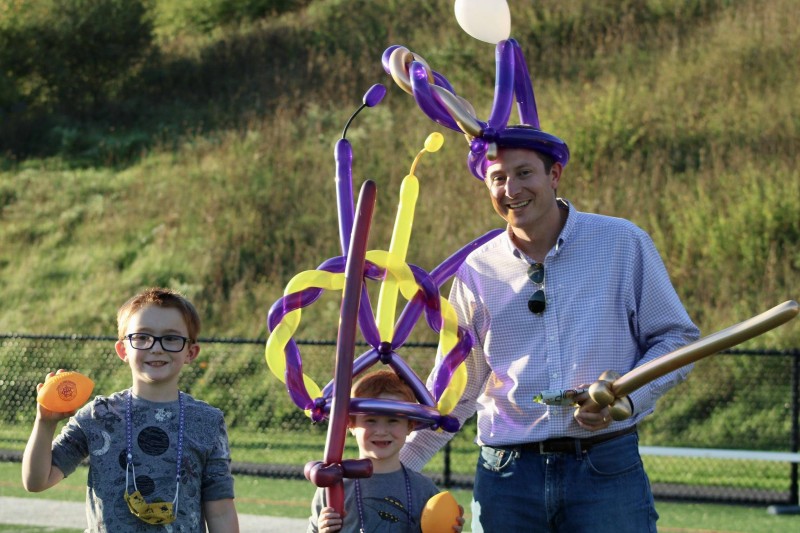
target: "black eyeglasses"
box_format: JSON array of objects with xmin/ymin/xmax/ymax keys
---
[
  {"xmin": 527, "ymin": 263, "xmax": 546, "ymax": 314},
  {"xmin": 125, "ymin": 333, "xmax": 189, "ymax": 352}
]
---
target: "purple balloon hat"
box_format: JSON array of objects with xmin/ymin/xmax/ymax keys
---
[{"xmin": 382, "ymin": 38, "xmax": 570, "ymax": 180}]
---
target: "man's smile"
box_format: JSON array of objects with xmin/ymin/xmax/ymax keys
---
[{"xmin": 508, "ymin": 199, "xmax": 530, "ymax": 209}]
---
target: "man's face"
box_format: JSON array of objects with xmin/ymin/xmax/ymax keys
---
[{"xmin": 484, "ymin": 148, "xmax": 561, "ymax": 234}]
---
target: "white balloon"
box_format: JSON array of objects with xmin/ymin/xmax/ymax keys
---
[{"xmin": 454, "ymin": 0, "xmax": 511, "ymax": 44}]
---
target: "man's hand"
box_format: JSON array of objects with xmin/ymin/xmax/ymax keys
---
[{"xmin": 572, "ymin": 386, "xmax": 613, "ymax": 432}]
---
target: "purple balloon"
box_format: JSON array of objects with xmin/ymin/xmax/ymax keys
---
[
  {"xmin": 312, "ymin": 397, "xmax": 460, "ymax": 432},
  {"xmin": 335, "ymin": 139, "xmax": 355, "ymax": 255},
  {"xmin": 431, "ymin": 328, "xmax": 473, "ymax": 401},
  {"xmin": 381, "ymin": 45, "xmax": 402, "ymax": 73},
  {"xmin": 324, "ymin": 180, "xmax": 376, "ymax": 515},
  {"xmin": 432, "ymin": 70, "xmax": 456, "ymax": 94},
  {"xmin": 321, "ymin": 347, "xmax": 379, "ymax": 398},
  {"xmin": 511, "ymin": 39, "xmax": 539, "ymax": 128},
  {"xmin": 486, "ymin": 40, "xmax": 515, "ymax": 129},
  {"xmin": 430, "ymin": 229, "xmax": 504, "ymax": 285},
  {"xmin": 363, "ymin": 84, "xmax": 387, "ymax": 107},
  {"xmin": 284, "ymin": 339, "xmax": 314, "ymax": 410},
  {"xmin": 391, "ymin": 230, "xmax": 504, "ymax": 346},
  {"xmin": 350, "ymin": 398, "xmax": 443, "ymax": 424},
  {"xmin": 387, "ymin": 354, "xmax": 437, "ymax": 408},
  {"xmin": 391, "ymin": 264, "xmax": 440, "ymax": 347},
  {"xmin": 409, "ymin": 61, "xmax": 461, "ymax": 131}
]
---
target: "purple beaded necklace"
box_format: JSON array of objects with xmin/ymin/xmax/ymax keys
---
[
  {"xmin": 353, "ymin": 464, "xmax": 412, "ymax": 533},
  {"xmin": 125, "ymin": 390, "xmax": 185, "ymax": 515}
]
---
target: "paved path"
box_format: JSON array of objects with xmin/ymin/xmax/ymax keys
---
[{"xmin": 0, "ymin": 496, "xmax": 307, "ymax": 532}]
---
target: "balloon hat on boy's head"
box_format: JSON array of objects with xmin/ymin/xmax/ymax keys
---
[{"xmin": 382, "ymin": 0, "xmax": 570, "ymax": 180}]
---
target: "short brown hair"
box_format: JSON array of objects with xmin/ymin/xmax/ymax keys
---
[
  {"xmin": 350, "ymin": 370, "xmax": 417, "ymax": 428},
  {"xmin": 351, "ymin": 369, "xmax": 417, "ymax": 402},
  {"xmin": 117, "ymin": 287, "xmax": 201, "ymax": 341}
]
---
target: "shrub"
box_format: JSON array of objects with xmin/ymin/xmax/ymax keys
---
[{"xmin": 0, "ymin": 0, "xmax": 154, "ymax": 115}]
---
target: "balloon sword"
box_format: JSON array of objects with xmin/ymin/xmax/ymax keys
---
[
  {"xmin": 304, "ymin": 181, "xmax": 377, "ymax": 515},
  {"xmin": 587, "ymin": 300, "xmax": 799, "ymax": 420}
]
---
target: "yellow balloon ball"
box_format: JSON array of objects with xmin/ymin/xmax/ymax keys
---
[
  {"xmin": 424, "ymin": 132, "xmax": 444, "ymax": 153},
  {"xmin": 421, "ymin": 491, "xmax": 460, "ymax": 533}
]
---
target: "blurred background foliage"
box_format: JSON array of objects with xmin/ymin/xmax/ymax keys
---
[{"xmin": 0, "ymin": 0, "xmax": 797, "ymax": 355}]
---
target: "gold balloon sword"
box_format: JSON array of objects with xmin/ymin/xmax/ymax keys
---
[{"xmin": 588, "ymin": 300, "xmax": 799, "ymax": 420}]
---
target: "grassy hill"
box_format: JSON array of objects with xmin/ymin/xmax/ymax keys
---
[{"xmin": 0, "ymin": 0, "xmax": 798, "ymax": 349}]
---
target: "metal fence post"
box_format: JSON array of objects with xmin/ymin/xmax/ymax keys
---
[
  {"xmin": 791, "ymin": 351, "xmax": 799, "ymax": 505},
  {"xmin": 443, "ymin": 441, "xmax": 452, "ymax": 488}
]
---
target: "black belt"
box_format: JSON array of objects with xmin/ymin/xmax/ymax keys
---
[{"xmin": 518, "ymin": 425, "xmax": 637, "ymax": 454}]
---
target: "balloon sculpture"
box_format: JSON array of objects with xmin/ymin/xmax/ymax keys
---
[
  {"xmin": 264, "ymin": 84, "xmax": 502, "ymax": 514},
  {"xmin": 377, "ymin": 0, "xmax": 568, "ymax": 182}
]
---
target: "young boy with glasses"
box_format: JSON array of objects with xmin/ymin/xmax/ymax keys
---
[
  {"xmin": 22, "ymin": 287, "xmax": 239, "ymax": 532},
  {"xmin": 400, "ymin": 125, "xmax": 700, "ymax": 532},
  {"xmin": 309, "ymin": 370, "xmax": 464, "ymax": 533}
]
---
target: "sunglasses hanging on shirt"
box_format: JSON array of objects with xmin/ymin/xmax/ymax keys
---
[{"xmin": 527, "ymin": 263, "xmax": 546, "ymax": 314}]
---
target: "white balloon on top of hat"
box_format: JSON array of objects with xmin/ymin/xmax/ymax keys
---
[{"xmin": 454, "ymin": 0, "xmax": 511, "ymax": 44}]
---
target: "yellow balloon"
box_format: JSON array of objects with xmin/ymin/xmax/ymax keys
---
[
  {"xmin": 424, "ymin": 132, "xmax": 444, "ymax": 153},
  {"xmin": 285, "ymin": 269, "xmax": 344, "ymax": 294},
  {"xmin": 265, "ymin": 299, "xmax": 323, "ymax": 409},
  {"xmin": 438, "ymin": 364, "xmax": 466, "ymax": 416},
  {"xmin": 435, "ymin": 298, "xmax": 467, "ymax": 415},
  {"xmin": 376, "ymin": 174, "xmax": 419, "ymax": 340},
  {"xmin": 265, "ymin": 310, "xmax": 302, "ymax": 382}
]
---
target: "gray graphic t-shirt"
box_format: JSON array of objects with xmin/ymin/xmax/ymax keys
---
[
  {"xmin": 51, "ymin": 390, "xmax": 234, "ymax": 532},
  {"xmin": 308, "ymin": 467, "xmax": 440, "ymax": 532}
]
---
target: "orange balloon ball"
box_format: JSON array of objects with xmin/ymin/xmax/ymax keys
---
[
  {"xmin": 36, "ymin": 371, "xmax": 94, "ymax": 413},
  {"xmin": 421, "ymin": 490, "xmax": 460, "ymax": 533}
]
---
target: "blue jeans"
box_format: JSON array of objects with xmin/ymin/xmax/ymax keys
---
[{"xmin": 471, "ymin": 432, "xmax": 658, "ymax": 532}]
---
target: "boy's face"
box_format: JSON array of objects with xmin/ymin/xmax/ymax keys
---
[
  {"xmin": 114, "ymin": 305, "xmax": 199, "ymax": 392},
  {"xmin": 349, "ymin": 394, "xmax": 413, "ymax": 467}
]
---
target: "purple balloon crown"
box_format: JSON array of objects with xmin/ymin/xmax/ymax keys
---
[{"xmin": 382, "ymin": 38, "xmax": 570, "ymax": 180}]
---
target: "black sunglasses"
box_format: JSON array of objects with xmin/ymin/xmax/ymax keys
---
[{"xmin": 527, "ymin": 263, "xmax": 546, "ymax": 314}]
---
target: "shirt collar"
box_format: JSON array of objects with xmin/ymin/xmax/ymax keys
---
[{"xmin": 505, "ymin": 198, "xmax": 575, "ymax": 261}]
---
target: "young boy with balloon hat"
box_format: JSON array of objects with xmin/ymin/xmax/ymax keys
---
[
  {"xmin": 309, "ymin": 369, "xmax": 464, "ymax": 533},
  {"xmin": 384, "ymin": 4, "xmax": 701, "ymax": 528},
  {"xmin": 22, "ymin": 287, "xmax": 239, "ymax": 532}
]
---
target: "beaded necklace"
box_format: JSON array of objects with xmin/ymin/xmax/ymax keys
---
[
  {"xmin": 353, "ymin": 465, "xmax": 412, "ymax": 533},
  {"xmin": 125, "ymin": 390, "xmax": 185, "ymax": 517}
]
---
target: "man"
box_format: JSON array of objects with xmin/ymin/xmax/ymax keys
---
[{"xmin": 400, "ymin": 125, "xmax": 699, "ymax": 532}]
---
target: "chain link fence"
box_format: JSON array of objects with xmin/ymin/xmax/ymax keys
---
[{"xmin": 0, "ymin": 334, "xmax": 798, "ymax": 506}]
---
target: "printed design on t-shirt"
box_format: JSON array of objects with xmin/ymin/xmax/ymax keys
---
[
  {"xmin": 94, "ymin": 397, "xmax": 122, "ymax": 432},
  {"xmin": 155, "ymin": 407, "xmax": 175, "ymax": 423},
  {"xmin": 365, "ymin": 495, "xmax": 413, "ymax": 525},
  {"xmin": 91, "ymin": 430, "xmax": 112, "ymax": 456}
]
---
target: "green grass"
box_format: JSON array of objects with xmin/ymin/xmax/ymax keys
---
[{"xmin": 1, "ymin": 462, "xmax": 798, "ymax": 533}]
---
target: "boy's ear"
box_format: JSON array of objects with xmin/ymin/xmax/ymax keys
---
[
  {"xmin": 184, "ymin": 343, "xmax": 200, "ymax": 364},
  {"xmin": 114, "ymin": 340, "xmax": 128, "ymax": 362}
]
